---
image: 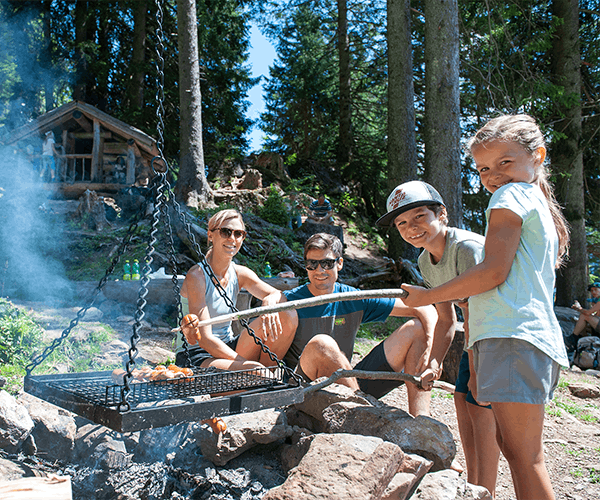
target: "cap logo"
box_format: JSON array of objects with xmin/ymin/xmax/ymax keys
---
[{"xmin": 389, "ymin": 189, "xmax": 407, "ymax": 210}]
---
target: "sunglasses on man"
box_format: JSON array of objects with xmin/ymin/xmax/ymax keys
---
[
  {"xmin": 211, "ymin": 227, "xmax": 247, "ymax": 239},
  {"xmin": 305, "ymin": 257, "xmax": 340, "ymax": 271}
]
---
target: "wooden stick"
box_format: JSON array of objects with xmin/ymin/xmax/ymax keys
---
[
  {"xmin": 171, "ymin": 288, "xmax": 409, "ymax": 331},
  {"xmin": 303, "ymin": 369, "xmax": 455, "ymax": 396}
]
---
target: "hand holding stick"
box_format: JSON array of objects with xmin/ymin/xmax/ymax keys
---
[{"xmin": 172, "ymin": 288, "xmax": 409, "ymax": 332}]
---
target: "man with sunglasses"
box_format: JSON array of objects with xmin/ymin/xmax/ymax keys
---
[{"xmin": 283, "ymin": 233, "xmax": 438, "ymax": 416}]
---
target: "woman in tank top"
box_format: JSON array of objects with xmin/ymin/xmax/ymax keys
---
[{"xmin": 176, "ymin": 209, "xmax": 297, "ymax": 370}]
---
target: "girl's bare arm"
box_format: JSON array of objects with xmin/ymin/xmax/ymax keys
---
[{"xmin": 402, "ymin": 208, "xmax": 522, "ymax": 307}]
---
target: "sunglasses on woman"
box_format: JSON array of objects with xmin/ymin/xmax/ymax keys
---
[
  {"xmin": 305, "ymin": 257, "xmax": 340, "ymax": 271},
  {"xmin": 211, "ymin": 227, "xmax": 247, "ymax": 239}
]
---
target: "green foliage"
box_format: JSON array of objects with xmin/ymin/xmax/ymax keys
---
[
  {"xmin": 554, "ymin": 400, "xmax": 599, "ymax": 423},
  {"xmin": 0, "ymin": 298, "xmax": 44, "ymax": 366},
  {"xmin": 259, "ymin": 185, "xmax": 289, "ymax": 227},
  {"xmin": 357, "ymin": 317, "xmax": 407, "ymax": 341}
]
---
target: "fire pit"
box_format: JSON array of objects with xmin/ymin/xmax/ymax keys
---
[{"xmin": 24, "ymin": 367, "xmax": 304, "ymax": 432}]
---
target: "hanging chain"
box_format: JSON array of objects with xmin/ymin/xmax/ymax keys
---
[
  {"xmin": 169, "ymin": 197, "xmax": 301, "ymax": 383},
  {"xmin": 154, "ymin": 0, "xmax": 166, "ymax": 158},
  {"xmin": 151, "ymin": 0, "xmax": 297, "ymax": 382},
  {"xmin": 119, "ymin": 172, "xmax": 166, "ymax": 410}
]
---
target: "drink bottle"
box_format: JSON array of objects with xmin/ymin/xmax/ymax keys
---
[
  {"xmin": 123, "ymin": 260, "xmax": 131, "ymax": 281},
  {"xmin": 132, "ymin": 259, "xmax": 140, "ymax": 280},
  {"xmin": 264, "ymin": 262, "xmax": 272, "ymax": 278}
]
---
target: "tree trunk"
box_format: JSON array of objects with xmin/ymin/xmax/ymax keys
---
[
  {"xmin": 42, "ymin": 0, "xmax": 54, "ymax": 111},
  {"xmin": 552, "ymin": 0, "xmax": 587, "ymax": 306},
  {"xmin": 128, "ymin": 0, "xmax": 147, "ymax": 111},
  {"xmin": 337, "ymin": 0, "xmax": 352, "ymax": 168},
  {"xmin": 73, "ymin": 1, "xmax": 88, "ymax": 102},
  {"xmin": 73, "ymin": 1, "xmax": 96, "ymax": 104},
  {"xmin": 423, "ymin": 0, "xmax": 461, "ymax": 227},
  {"xmin": 174, "ymin": 0, "xmax": 212, "ymax": 208},
  {"xmin": 386, "ymin": 0, "xmax": 418, "ymax": 261}
]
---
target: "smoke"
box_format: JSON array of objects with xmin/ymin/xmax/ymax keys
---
[{"xmin": 0, "ymin": 145, "xmax": 73, "ymax": 304}]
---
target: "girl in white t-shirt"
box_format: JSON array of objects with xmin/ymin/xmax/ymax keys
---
[
  {"xmin": 376, "ymin": 180, "xmax": 500, "ymax": 496},
  {"xmin": 402, "ymin": 115, "xmax": 570, "ymax": 500}
]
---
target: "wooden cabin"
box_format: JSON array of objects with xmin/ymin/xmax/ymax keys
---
[{"xmin": 2, "ymin": 101, "xmax": 160, "ymax": 198}]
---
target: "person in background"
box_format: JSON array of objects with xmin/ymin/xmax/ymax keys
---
[
  {"xmin": 376, "ymin": 180, "xmax": 500, "ymax": 496},
  {"xmin": 283, "ymin": 232, "xmax": 440, "ymax": 417},
  {"xmin": 570, "ymin": 282, "xmax": 600, "ymax": 338},
  {"xmin": 177, "ymin": 209, "xmax": 297, "ymax": 370},
  {"xmin": 40, "ymin": 131, "xmax": 58, "ymax": 182},
  {"xmin": 307, "ymin": 193, "xmax": 333, "ymax": 224},
  {"xmin": 401, "ymin": 114, "xmax": 570, "ymax": 500}
]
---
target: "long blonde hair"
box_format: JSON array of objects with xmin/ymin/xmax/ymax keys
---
[{"xmin": 467, "ymin": 114, "xmax": 570, "ymax": 267}]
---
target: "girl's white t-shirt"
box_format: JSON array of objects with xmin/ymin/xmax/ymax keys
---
[{"xmin": 468, "ymin": 182, "xmax": 569, "ymax": 367}]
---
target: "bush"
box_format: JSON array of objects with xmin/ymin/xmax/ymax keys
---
[
  {"xmin": 260, "ymin": 185, "xmax": 289, "ymax": 227},
  {"xmin": 0, "ymin": 298, "xmax": 44, "ymax": 366}
]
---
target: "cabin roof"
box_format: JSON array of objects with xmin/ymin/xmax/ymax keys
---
[{"xmin": 2, "ymin": 100, "xmax": 158, "ymax": 160}]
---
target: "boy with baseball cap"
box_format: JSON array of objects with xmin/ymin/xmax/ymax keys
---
[{"xmin": 377, "ymin": 180, "xmax": 500, "ymax": 496}]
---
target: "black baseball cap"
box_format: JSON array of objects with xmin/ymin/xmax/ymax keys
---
[{"xmin": 376, "ymin": 180, "xmax": 445, "ymax": 227}]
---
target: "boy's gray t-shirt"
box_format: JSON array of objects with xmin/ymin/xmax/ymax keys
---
[{"xmin": 417, "ymin": 227, "xmax": 485, "ymax": 290}]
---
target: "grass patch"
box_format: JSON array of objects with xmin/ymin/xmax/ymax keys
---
[
  {"xmin": 357, "ymin": 317, "xmax": 408, "ymax": 341},
  {"xmin": 0, "ymin": 299, "xmax": 120, "ymax": 394},
  {"xmin": 431, "ymin": 388, "xmax": 454, "ymax": 399},
  {"xmin": 554, "ymin": 400, "xmax": 599, "ymax": 423},
  {"xmin": 560, "ymin": 444, "xmax": 585, "ymax": 457}
]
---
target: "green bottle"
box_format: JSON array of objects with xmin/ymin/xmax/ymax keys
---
[
  {"xmin": 132, "ymin": 259, "xmax": 140, "ymax": 280},
  {"xmin": 123, "ymin": 260, "xmax": 131, "ymax": 281},
  {"xmin": 264, "ymin": 262, "xmax": 272, "ymax": 278}
]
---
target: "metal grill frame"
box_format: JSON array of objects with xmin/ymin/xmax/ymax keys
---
[{"xmin": 24, "ymin": 369, "xmax": 304, "ymax": 433}]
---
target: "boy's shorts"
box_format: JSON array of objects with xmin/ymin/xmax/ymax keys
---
[
  {"xmin": 175, "ymin": 336, "xmax": 239, "ymax": 367},
  {"xmin": 473, "ymin": 338, "xmax": 560, "ymax": 405},
  {"xmin": 454, "ymin": 350, "xmax": 491, "ymax": 409}
]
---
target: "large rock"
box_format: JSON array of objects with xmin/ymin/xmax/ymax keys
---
[
  {"xmin": 411, "ymin": 469, "xmax": 492, "ymax": 500},
  {"xmin": 197, "ymin": 408, "xmax": 294, "ymax": 466},
  {"xmin": 131, "ymin": 421, "xmax": 202, "ymax": 467},
  {"xmin": 74, "ymin": 422, "xmax": 131, "ymax": 469},
  {"xmin": 264, "ymin": 433, "xmax": 404, "ymax": 500},
  {"xmin": 287, "ymin": 382, "xmax": 380, "ymax": 432},
  {"xmin": 382, "ymin": 454, "xmax": 433, "ymax": 500},
  {"xmin": 0, "ymin": 390, "xmax": 34, "ymax": 453},
  {"xmin": 18, "ymin": 393, "xmax": 77, "ymax": 462},
  {"xmin": 322, "ymin": 401, "xmax": 456, "ymax": 470}
]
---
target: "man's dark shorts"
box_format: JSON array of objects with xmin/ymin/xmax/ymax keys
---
[
  {"xmin": 294, "ymin": 340, "xmax": 403, "ymax": 399},
  {"xmin": 354, "ymin": 340, "xmax": 404, "ymax": 399},
  {"xmin": 175, "ymin": 336, "xmax": 239, "ymax": 367}
]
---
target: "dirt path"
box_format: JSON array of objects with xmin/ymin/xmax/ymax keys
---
[{"xmin": 382, "ymin": 371, "xmax": 600, "ymax": 500}]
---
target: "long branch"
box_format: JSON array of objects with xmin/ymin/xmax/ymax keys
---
[
  {"xmin": 303, "ymin": 369, "xmax": 455, "ymax": 395},
  {"xmin": 173, "ymin": 288, "xmax": 409, "ymax": 330}
]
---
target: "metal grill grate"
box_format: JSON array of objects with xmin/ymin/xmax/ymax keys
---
[
  {"xmin": 34, "ymin": 367, "xmax": 287, "ymax": 407},
  {"xmin": 24, "ymin": 368, "xmax": 304, "ymax": 432}
]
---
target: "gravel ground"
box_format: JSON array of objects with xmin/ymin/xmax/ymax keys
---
[{"xmin": 380, "ymin": 369, "xmax": 600, "ymax": 500}]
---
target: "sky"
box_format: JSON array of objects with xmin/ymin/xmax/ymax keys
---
[{"xmin": 246, "ymin": 24, "xmax": 277, "ymax": 152}]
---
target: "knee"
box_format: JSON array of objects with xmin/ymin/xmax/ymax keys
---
[
  {"xmin": 304, "ymin": 334, "xmax": 341, "ymax": 360},
  {"xmin": 281, "ymin": 309, "xmax": 298, "ymax": 335}
]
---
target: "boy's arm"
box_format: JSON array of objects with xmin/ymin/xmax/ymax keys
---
[{"xmin": 419, "ymin": 301, "xmax": 456, "ymax": 387}]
